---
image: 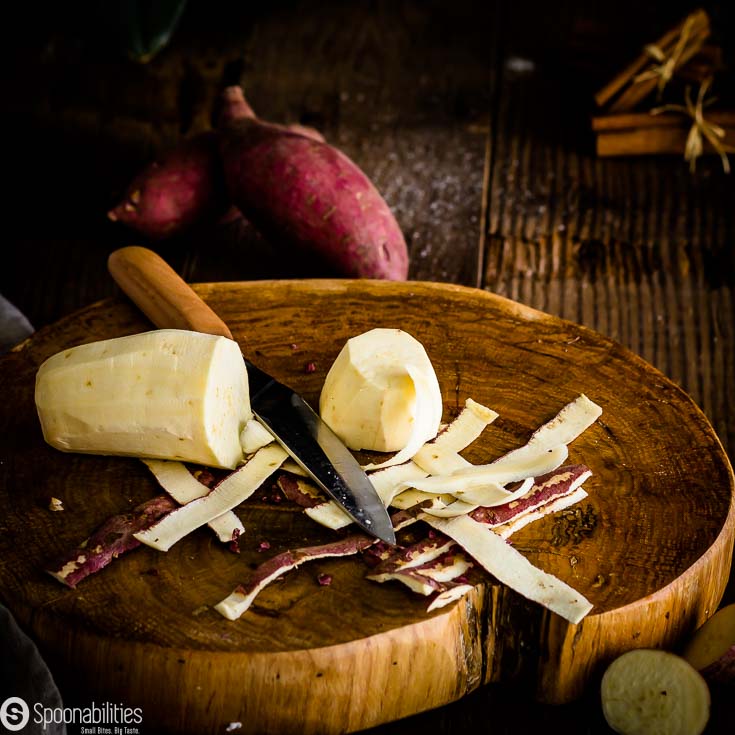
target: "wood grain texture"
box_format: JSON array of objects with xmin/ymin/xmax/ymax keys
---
[
  {"xmin": 0, "ymin": 0, "xmax": 493, "ymax": 329},
  {"xmin": 1, "ymin": 0, "xmax": 735, "ymax": 731},
  {"xmin": 481, "ymin": 0, "xmax": 735, "ymax": 467},
  {"xmin": 0, "ymin": 280, "xmax": 732, "ymax": 733}
]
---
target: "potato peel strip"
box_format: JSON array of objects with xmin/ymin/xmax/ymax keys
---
[
  {"xmin": 402, "ymin": 445, "xmax": 569, "ymax": 496},
  {"xmin": 135, "ymin": 445, "xmax": 288, "ymax": 551},
  {"xmin": 216, "ymin": 534, "xmax": 376, "ymax": 620},
  {"xmin": 423, "ymin": 514, "xmax": 593, "ymax": 624},
  {"xmin": 398, "ymin": 392, "xmax": 600, "ymax": 496},
  {"xmin": 299, "ymin": 398, "xmax": 498, "ymax": 530},
  {"xmin": 142, "ymin": 459, "xmax": 244, "ymax": 543}
]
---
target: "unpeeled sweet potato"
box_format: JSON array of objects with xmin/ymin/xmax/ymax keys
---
[
  {"xmin": 219, "ymin": 86, "xmax": 409, "ymax": 280},
  {"xmin": 108, "ymin": 132, "xmax": 226, "ymax": 240},
  {"xmin": 108, "ymin": 122, "xmax": 326, "ymax": 241}
]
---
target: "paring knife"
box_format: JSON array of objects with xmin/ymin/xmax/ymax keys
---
[{"xmin": 107, "ymin": 246, "xmax": 396, "ymax": 545}]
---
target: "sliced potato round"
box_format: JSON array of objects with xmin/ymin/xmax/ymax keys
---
[{"xmin": 601, "ymin": 649, "xmax": 710, "ymax": 735}]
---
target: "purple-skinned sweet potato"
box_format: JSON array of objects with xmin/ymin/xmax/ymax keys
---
[
  {"xmin": 219, "ymin": 86, "xmax": 409, "ymax": 280},
  {"xmin": 108, "ymin": 117, "xmax": 326, "ymax": 241},
  {"xmin": 108, "ymin": 132, "xmax": 227, "ymax": 240}
]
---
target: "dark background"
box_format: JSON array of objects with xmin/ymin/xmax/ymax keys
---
[{"xmin": 1, "ymin": 1, "xmax": 734, "ymax": 732}]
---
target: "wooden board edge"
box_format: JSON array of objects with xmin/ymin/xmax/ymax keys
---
[
  {"xmin": 535, "ymin": 490, "xmax": 735, "ymax": 703},
  {"xmin": 24, "ymin": 588, "xmax": 485, "ymax": 735}
]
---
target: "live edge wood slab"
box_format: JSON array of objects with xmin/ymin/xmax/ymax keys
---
[{"xmin": 0, "ymin": 280, "xmax": 733, "ymax": 735}]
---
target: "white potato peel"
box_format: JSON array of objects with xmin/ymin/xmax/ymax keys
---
[
  {"xmin": 601, "ymin": 649, "xmax": 710, "ymax": 735},
  {"xmin": 135, "ymin": 445, "xmax": 288, "ymax": 551},
  {"xmin": 142, "ymin": 459, "xmax": 244, "ymax": 543},
  {"xmin": 297, "ymin": 396, "xmax": 498, "ymax": 529},
  {"xmin": 423, "ymin": 514, "xmax": 593, "ymax": 624}
]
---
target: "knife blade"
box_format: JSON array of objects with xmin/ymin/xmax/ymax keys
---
[{"xmin": 108, "ymin": 246, "xmax": 396, "ymax": 544}]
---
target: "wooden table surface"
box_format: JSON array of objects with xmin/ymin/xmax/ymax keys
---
[{"xmin": 2, "ymin": 0, "xmax": 734, "ymax": 732}]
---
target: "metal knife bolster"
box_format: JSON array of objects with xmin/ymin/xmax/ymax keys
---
[{"xmin": 247, "ymin": 362, "xmax": 396, "ymax": 544}]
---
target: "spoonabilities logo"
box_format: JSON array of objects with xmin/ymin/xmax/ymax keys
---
[{"xmin": 0, "ymin": 697, "xmax": 29, "ymax": 731}]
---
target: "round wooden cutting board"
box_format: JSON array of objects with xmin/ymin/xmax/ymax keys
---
[{"xmin": 1, "ymin": 280, "xmax": 733, "ymax": 734}]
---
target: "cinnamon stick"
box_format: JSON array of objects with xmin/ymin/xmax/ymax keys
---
[
  {"xmin": 595, "ymin": 8, "xmax": 710, "ymax": 112},
  {"xmin": 592, "ymin": 111, "xmax": 735, "ymax": 132},
  {"xmin": 596, "ymin": 117, "xmax": 735, "ymax": 157}
]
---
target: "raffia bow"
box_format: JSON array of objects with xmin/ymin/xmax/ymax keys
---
[
  {"xmin": 651, "ymin": 78, "xmax": 733, "ymax": 173},
  {"xmin": 634, "ymin": 13, "xmax": 697, "ymax": 96}
]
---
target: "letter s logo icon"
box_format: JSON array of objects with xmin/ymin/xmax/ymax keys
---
[{"xmin": 0, "ymin": 697, "xmax": 29, "ymax": 731}]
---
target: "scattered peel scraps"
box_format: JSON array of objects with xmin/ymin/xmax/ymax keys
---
[
  {"xmin": 288, "ymin": 398, "xmax": 500, "ymax": 531},
  {"xmin": 403, "ymin": 394, "xmax": 599, "ymax": 496},
  {"xmin": 426, "ymin": 582, "xmax": 475, "ymax": 612},
  {"xmin": 403, "ymin": 444, "xmax": 569, "ymax": 496},
  {"xmin": 305, "ymin": 502, "xmax": 353, "ymax": 530},
  {"xmin": 48, "ymin": 497, "xmax": 64, "ymax": 512},
  {"xmin": 276, "ymin": 474, "xmax": 325, "ymax": 508},
  {"xmin": 451, "ymin": 476, "xmax": 535, "ymax": 507},
  {"xmin": 135, "ymin": 445, "xmax": 287, "ymax": 551},
  {"xmin": 369, "ymin": 549, "xmax": 472, "ymax": 587},
  {"xmin": 143, "ymin": 459, "xmax": 244, "ymax": 543},
  {"xmin": 428, "ymin": 398, "xmax": 499, "ymax": 453},
  {"xmin": 469, "ymin": 465, "xmax": 591, "ymax": 528},
  {"xmin": 367, "ymin": 534, "xmax": 456, "ymax": 576},
  {"xmin": 367, "ymin": 546, "xmax": 474, "ymax": 611},
  {"xmin": 494, "ymin": 487, "xmax": 589, "ymax": 539},
  {"xmin": 280, "ymin": 459, "xmax": 309, "ymax": 477},
  {"xmin": 413, "ymin": 551, "xmax": 472, "ymax": 583},
  {"xmin": 420, "ymin": 499, "xmax": 480, "ymax": 518},
  {"xmin": 215, "ymin": 507, "xmax": 426, "ymax": 620},
  {"xmin": 292, "ymin": 454, "xmax": 430, "ymax": 530},
  {"xmin": 49, "ymin": 388, "xmax": 599, "ymax": 627},
  {"xmin": 46, "ymin": 495, "xmax": 176, "ymax": 588},
  {"xmin": 390, "ymin": 490, "xmax": 455, "ymax": 510},
  {"xmin": 215, "ymin": 533, "xmax": 377, "ymax": 620}
]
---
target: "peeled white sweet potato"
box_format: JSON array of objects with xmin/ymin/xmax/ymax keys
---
[
  {"xmin": 318, "ymin": 328, "xmax": 442, "ymax": 457},
  {"xmin": 35, "ymin": 329, "xmax": 251, "ymax": 469},
  {"xmin": 601, "ymin": 649, "xmax": 710, "ymax": 735},
  {"xmin": 219, "ymin": 86, "xmax": 409, "ymax": 280},
  {"xmin": 684, "ymin": 603, "xmax": 735, "ymax": 684}
]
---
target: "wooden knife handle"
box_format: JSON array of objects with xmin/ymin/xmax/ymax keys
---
[{"xmin": 107, "ymin": 246, "xmax": 233, "ymax": 339}]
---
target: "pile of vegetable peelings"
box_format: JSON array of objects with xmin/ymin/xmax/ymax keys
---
[
  {"xmin": 39, "ymin": 84, "xmax": 734, "ymax": 733},
  {"xmin": 36, "ymin": 327, "xmax": 600, "ymax": 623},
  {"xmin": 35, "ymin": 326, "xmax": 735, "ymax": 735}
]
